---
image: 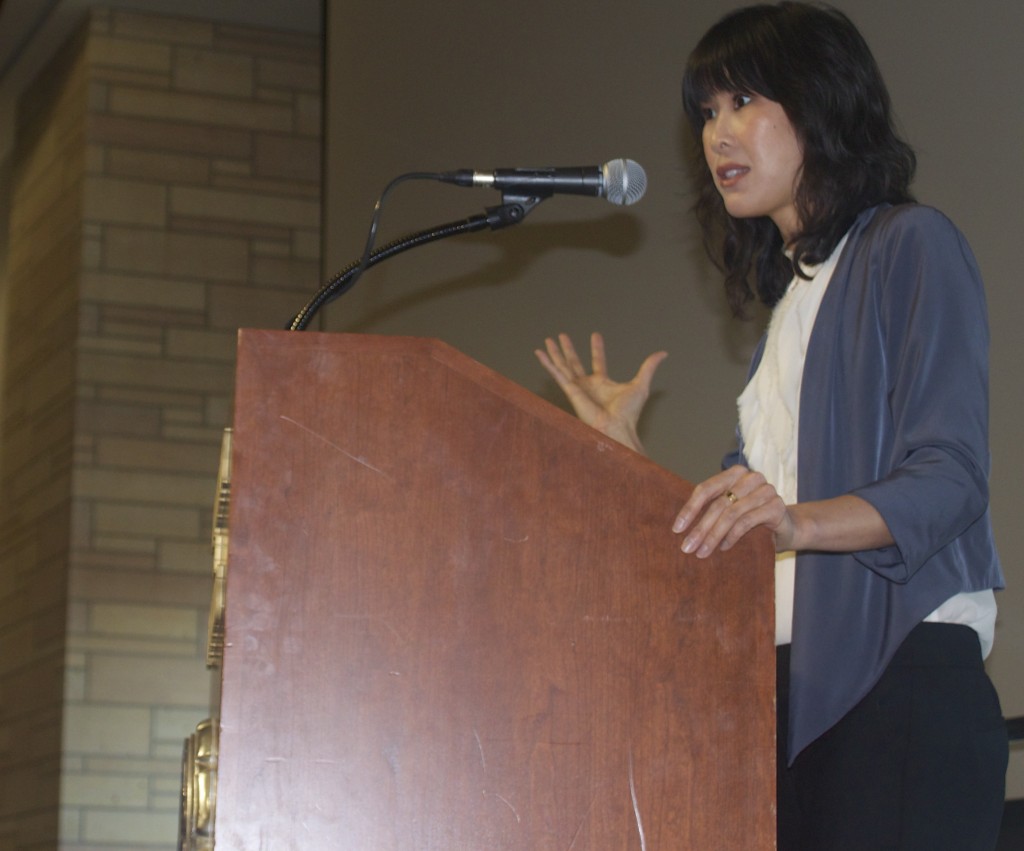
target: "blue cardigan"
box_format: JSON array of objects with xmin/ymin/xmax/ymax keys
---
[{"xmin": 729, "ymin": 203, "xmax": 1005, "ymax": 763}]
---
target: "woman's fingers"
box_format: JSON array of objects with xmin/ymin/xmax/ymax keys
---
[
  {"xmin": 672, "ymin": 466, "xmax": 747, "ymax": 535},
  {"xmin": 534, "ymin": 331, "xmax": 667, "ymax": 452},
  {"xmin": 707, "ymin": 484, "xmax": 788, "ymax": 554},
  {"xmin": 557, "ymin": 333, "xmax": 588, "ymax": 377},
  {"xmin": 635, "ymin": 350, "xmax": 669, "ymax": 390},
  {"xmin": 589, "ymin": 332, "xmax": 608, "ymax": 376},
  {"xmin": 674, "ymin": 467, "xmax": 787, "ymax": 557}
]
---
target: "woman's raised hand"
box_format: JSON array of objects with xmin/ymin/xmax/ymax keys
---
[{"xmin": 535, "ymin": 332, "xmax": 667, "ymax": 452}]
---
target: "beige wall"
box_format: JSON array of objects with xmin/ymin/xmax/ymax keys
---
[
  {"xmin": 0, "ymin": 8, "xmax": 322, "ymax": 848},
  {"xmin": 323, "ymin": 0, "xmax": 1024, "ymax": 797}
]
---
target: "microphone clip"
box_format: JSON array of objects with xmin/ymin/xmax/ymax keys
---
[{"xmin": 483, "ymin": 194, "xmax": 547, "ymax": 230}]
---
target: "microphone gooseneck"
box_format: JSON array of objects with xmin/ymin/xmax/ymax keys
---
[{"xmin": 287, "ymin": 159, "xmax": 648, "ymax": 328}]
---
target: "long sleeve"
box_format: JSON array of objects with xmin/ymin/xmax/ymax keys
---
[{"xmin": 845, "ymin": 207, "xmax": 991, "ymax": 579}]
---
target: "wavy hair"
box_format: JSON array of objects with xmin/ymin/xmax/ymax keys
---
[{"xmin": 681, "ymin": 2, "xmax": 916, "ymax": 314}]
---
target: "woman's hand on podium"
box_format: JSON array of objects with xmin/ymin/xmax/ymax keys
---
[
  {"xmin": 672, "ymin": 465, "xmax": 792, "ymax": 557},
  {"xmin": 671, "ymin": 465, "xmax": 894, "ymax": 558}
]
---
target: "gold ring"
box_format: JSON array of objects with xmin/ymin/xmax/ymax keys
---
[{"xmin": 724, "ymin": 491, "xmax": 739, "ymax": 505}]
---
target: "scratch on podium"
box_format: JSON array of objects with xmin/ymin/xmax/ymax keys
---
[
  {"xmin": 473, "ymin": 728, "xmax": 487, "ymax": 770},
  {"xmin": 279, "ymin": 415, "xmax": 392, "ymax": 479},
  {"xmin": 483, "ymin": 790, "xmax": 521, "ymax": 823},
  {"xmin": 629, "ymin": 747, "xmax": 647, "ymax": 851},
  {"xmin": 565, "ymin": 794, "xmax": 598, "ymax": 850}
]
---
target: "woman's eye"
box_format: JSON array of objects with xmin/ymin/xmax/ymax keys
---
[
  {"xmin": 733, "ymin": 93, "xmax": 753, "ymax": 109},
  {"xmin": 700, "ymin": 105, "xmax": 717, "ymax": 121}
]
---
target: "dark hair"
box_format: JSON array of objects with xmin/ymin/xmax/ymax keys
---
[{"xmin": 681, "ymin": 2, "xmax": 916, "ymax": 314}]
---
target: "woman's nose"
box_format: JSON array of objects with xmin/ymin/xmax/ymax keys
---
[{"xmin": 706, "ymin": 116, "xmax": 732, "ymax": 154}]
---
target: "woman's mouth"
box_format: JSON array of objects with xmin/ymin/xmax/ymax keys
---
[{"xmin": 717, "ymin": 164, "xmax": 749, "ymax": 187}]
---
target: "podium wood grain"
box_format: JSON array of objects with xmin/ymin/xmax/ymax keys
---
[{"xmin": 215, "ymin": 329, "xmax": 775, "ymax": 850}]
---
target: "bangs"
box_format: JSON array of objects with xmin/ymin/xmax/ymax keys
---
[{"xmin": 681, "ymin": 7, "xmax": 782, "ymax": 130}]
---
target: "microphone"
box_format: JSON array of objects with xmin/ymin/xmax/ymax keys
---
[{"xmin": 440, "ymin": 158, "xmax": 647, "ymax": 206}]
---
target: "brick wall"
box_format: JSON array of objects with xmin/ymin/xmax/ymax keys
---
[
  {"xmin": 0, "ymin": 8, "xmax": 322, "ymax": 849},
  {"xmin": 0, "ymin": 24, "xmax": 88, "ymax": 849}
]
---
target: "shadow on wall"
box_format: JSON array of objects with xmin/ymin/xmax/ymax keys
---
[{"xmin": 333, "ymin": 211, "xmax": 645, "ymax": 334}]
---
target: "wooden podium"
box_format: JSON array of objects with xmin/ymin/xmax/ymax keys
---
[{"xmin": 213, "ymin": 329, "xmax": 775, "ymax": 849}]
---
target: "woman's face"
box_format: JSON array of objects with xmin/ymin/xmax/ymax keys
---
[{"xmin": 700, "ymin": 90, "xmax": 804, "ymax": 242}]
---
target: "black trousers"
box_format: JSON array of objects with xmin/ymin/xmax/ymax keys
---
[{"xmin": 777, "ymin": 624, "xmax": 1008, "ymax": 851}]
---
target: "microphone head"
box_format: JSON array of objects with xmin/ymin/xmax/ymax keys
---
[{"xmin": 602, "ymin": 158, "xmax": 647, "ymax": 206}]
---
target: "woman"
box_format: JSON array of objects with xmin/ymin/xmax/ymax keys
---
[{"xmin": 536, "ymin": 3, "xmax": 1007, "ymax": 849}]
